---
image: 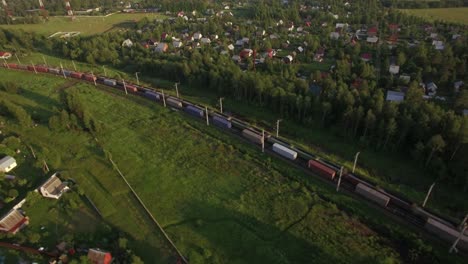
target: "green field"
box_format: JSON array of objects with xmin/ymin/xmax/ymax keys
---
[
  {"xmin": 0, "ymin": 68, "xmax": 465, "ymax": 263},
  {"xmin": 400, "ymin": 7, "xmax": 468, "ymax": 25},
  {"xmin": 5, "ymin": 52, "xmax": 468, "ymax": 223},
  {"xmin": 0, "ymin": 13, "xmax": 165, "ymax": 36}
]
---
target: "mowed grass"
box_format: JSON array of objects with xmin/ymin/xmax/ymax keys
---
[
  {"xmin": 400, "ymin": 7, "xmax": 468, "ymax": 25},
  {"xmin": 0, "ymin": 13, "xmax": 165, "ymax": 36}
]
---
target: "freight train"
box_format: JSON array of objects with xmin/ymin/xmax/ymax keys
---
[{"xmin": 2, "ymin": 63, "xmax": 467, "ymax": 252}]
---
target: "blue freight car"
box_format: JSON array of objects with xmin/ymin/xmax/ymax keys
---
[
  {"xmin": 185, "ymin": 104, "xmax": 204, "ymax": 117},
  {"xmin": 213, "ymin": 115, "xmax": 232, "ymax": 129},
  {"xmin": 62, "ymin": 70, "xmax": 72, "ymax": 77},
  {"xmin": 143, "ymin": 91, "xmax": 160, "ymax": 101}
]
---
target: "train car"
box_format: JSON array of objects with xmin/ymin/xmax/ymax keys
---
[
  {"xmin": 35, "ymin": 66, "xmax": 48, "ymax": 73},
  {"xmin": 166, "ymin": 97, "xmax": 183, "ymax": 108},
  {"xmin": 355, "ymin": 183, "xmax": 390, "ymax": 207},
  {"xmin": 142, "ymin": 90, "xmax": 161, "ymax": 101},
  {"xmin": 343, "ymin": 173, "xmax": 366, "ymax": 187},
  {"xmin": 26, "ymin": 65, "xmax": 36, "ymax": 72},
  {"xmin": 70, "ymin": 72, "xmax": 83, "ymax": 79},
  {"xmin": 272, "ymin": 143, "xmax": 297, "ymax": 160},
  {"xmin": 17, "ymin": 65, "xmax": 28, "ymax": 70},
  {"xmin": 185, "ymin": 104, "xmax": 204, "ymax": 118},
  {"xmin": 83, "ymin": 74, "xmax": 97, "ymax": 82},
  {"xmin": 62, "ymin": 70, "xmax": 72, "ymax": 77},
  {"xmin": 242, "ymin": 129, "xmax": 264, "ymax": 145},
  {"xmin": 425, "ymin": 218, "xmax": 468, "ymax": 251},
  {"xmin": 212, "ymin": 115, "xmax": 232, "ymax": 129},
  {"xmin": 307, "ymin": 159, "xmax": 336, "ymax": 180},
  {"xmin": 103, "ymin": 79, "xmax": 117, "ymax": 86},
  {"xmin": 6, "ymin": 63, "xmax": 18, "ymax": 69},
  {"xmin": 48, "ymin": 68, "xmax": 61, "ymax": 75},
  {"xmin": 125, "ymin": 84, "xmax": 138, "ymax": 93}
]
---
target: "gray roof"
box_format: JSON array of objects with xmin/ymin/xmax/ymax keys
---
[
  {"xmin": 0, "ymin": 156, "xmax": 16, "ymax": 169},
  {"xmin": 386, "ymin": 91, "xmax": 405, "ymax": 102}
]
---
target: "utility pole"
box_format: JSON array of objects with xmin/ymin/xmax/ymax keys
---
[
  {"xmin": 422, "ymin": 182, "xmax": 436, "ymax": 208},
  {"xmin": 449, "ymin": 224, "xmax": 467, "ymax": 253},
  {"xmin": 31, "ymin": 61, "xmax": 37, "ymax": 74},
  {"xmin": 42, "ymin": 55, "xmax": 47, "ymax": 66},
  {"xmin": 71, "ymin": 60, "xmax": 77, "ymax": 71},
  {"xmin": 459, "ymin": 213, "xmax": 468, "ymax": 230},
  {"xmin": 162, "ymin": 90, "xmax": 166, "ymax": 107},
  {"xmin": 3, "ymin": 58, "xmax": 8, "ymax": 68},
  {"xmin": 91, "ymin": 71, "xmax": 96, "ymax": 86},
  {"xmin": 276, "ymin": 119, "xmax": 282, "ymax": 137},
  {"xmin": 15, "ymin": 53, "xmax": 21, "ymax": 64},
  {"xmin": 219, "ymin": 97, "xmax": 224, "ymax": 113},
  {"xmin": 205, "ymin": 106, "xmax": 209, "ymax": 125},
  {"xmin": 60, "ymin": 63, "xmax": 66, "ymax": 78},
  {"xmin": 122, "ymin": 79, "xmax": 128, "ymax": 95},
  {"xmin": 102, "ymin": 65, "xmax": 107, "ymax": 76},
  {"xmin": 262, "ymin": 129, "xmax": 265, "ymax": 153},
  {"xmin": 336, "ymin": 166, "xmax": 344, "ymax": 192},
  {"xmin": 175, "ymin": 82, "xmax": 180, "ymax": 98},
  {"xmin": 352, "ymin": 151, "xmax": 360, "ymax": 173},
  {"xmin": 43, "ymin": 160, "xmax": 49, "ymax": 173},
  {"xmin": 135, "ymin": 72, "xmax": 140, "ymax": 85}
]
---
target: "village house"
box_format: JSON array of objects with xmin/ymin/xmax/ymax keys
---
[
  {"xmin": 329, "ymin": 32, "xmax": 340, "ymax": 40},
  {"xmin": 425, "ymin": 82, "xmax": 438, "ymax": 96},
  {"xmin": 389, "ymin": 65, "xmax": 400, "ymax": 75},
  {"xmin": 200, "ymin": 37, "xmax": 211, "ymax": 44},
  {"xmin": 0, "ymin": 209, "xmax": 29, "ymax": 234},
  {"xmin": 361, "ymin": 53, "xmax": 372, "ymax": 62},
  {"xmin": 366, "ymin": 36, "xmax": 379, "ymax": 44},
  {"xmin": 173, "ymin": 41, "xmax": 183, "ymax": 48},
  {"xmin": 193, "ymin": 32, "xmax": 202, "ymax": 40},
  {"xmin": 367, "ymin": 27, "xmax": 378, "ymax": 37},
  {"xmin": 386, "ymin": 91, "xmax": 405, "ymax": 102},
  {"xmin": 432, "ymin": 40, "xmax": 444, "ymax": 50},
  {"xmin": 39, "ymin": 173, "xmax": 70, "ymax": 199},
  {"xmin": 121, "ymin": 39, "xmax": 133, "ymax": 48},
  {"xmin": 87, "ymin": 248, "xmax": 112, "ymax": 264},
  {"xmin": 0, "ymin": 156, "xmax": 17, "ymax": 173},
  {"xmin": 314, "ymin": 48, "xmax": 325, "ymax": 62},
  {"xmin": 155, "ymin": 43, "xmax": 169, "ymax": 53}
]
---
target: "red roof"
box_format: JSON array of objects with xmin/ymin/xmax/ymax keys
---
[
  {"xmin": 0, "ymin": 52, "xmax": 11, "ymax": 56},
  {"xmin": 7, "ymin": 216, "xmax": 28, "ymax": 233},
  {"xmin": 368, "ymin": 27, "xmax": 378, "ymax": 34},
  {"xmin": 361, "ymin": 53, "xmax": 372, "ymax": 60},
  {"xmin": 88, "ymin": 249, "xmax": 112, "ymax": 264}
]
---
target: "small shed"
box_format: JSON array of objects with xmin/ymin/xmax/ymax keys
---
[{"xmin": 0, "ymin": 156, "xmax": 17, "ymax": 173}]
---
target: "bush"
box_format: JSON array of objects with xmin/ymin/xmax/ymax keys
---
[{"xmin": 0, "ymin": 81, "xmax": 20, "ymax": 94}]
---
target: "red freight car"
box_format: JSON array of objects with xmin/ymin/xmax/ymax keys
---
[
  {"xmin": 125, "ymin": 84, "xmax": 138, "ymax": 93},
  {"xmin": 83, "ymin": 74, "xmax": 97, "ymax": 82},
  {"xmin": 307, "ymin": 159, "xmax": 336, "ymax": 180},
  {"xmin": 35, "ymin": 66, "xmax": 48, "ymax": 73},
  {"xmin": 6, "ymin": 63, "xmax": 18, "ymax": 69},
  {"xmin": 27, "ymin": 65, "xmax": 36, "ymax": 72},
  {"xmin": 70, "ymin": 72, "xmax": 83, "ymax": 79}
]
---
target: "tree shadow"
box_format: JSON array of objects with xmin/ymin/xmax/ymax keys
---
[{"xmin": 165, "ymin": 200, "xmax": 344, "ymax": 264}]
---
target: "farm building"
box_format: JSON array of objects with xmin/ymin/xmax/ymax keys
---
[
  {"xmin": 0, "ymin": 209, "xmax": 29, "ymax": 234},
  {"xmin": 87, "ymin": 248, "xmax": 112, "ymax": 264},
  {"xmin": 0, "ymin": 156, "xmax": 17, "ymax": 173},
  {"xmin": 39, "ymin": 173, "xmax": 70, "ymax": 199},
  {"xmin": 0, "ymin": 52, "xmax": 12, "ymax": 59}
]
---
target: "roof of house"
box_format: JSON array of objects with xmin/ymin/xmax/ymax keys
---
[
  {"xmin": 0, "ymin": 209, "xmax": 28, "ymax": 233},
  {"xmin": 40, "ymin": 174, "xmax": 68, "ymax": 197},
  {"xmin": 0, "ymin": 52, "xmax": 11, "ymax": 57},
  {"xmin": 0, "ymin": 156, "xmax": 16, "ymax": 169},
  {"xmin": 386, "ymin": 91, "xmax": 405, "ymax": 102},
  {"xmin": 87, "ymin": 249, "xmax": 112, "ymax": 264}
]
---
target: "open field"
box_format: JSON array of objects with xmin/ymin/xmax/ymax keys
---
[
  {"xmin": 0, "ymin": 13, "xmax": 165, "ymax": 36},
  {"xmin": 4, "ymin": 52, "xmax": 467, "ymax": 223},
  {"xmin": 2, "ymin": 69, "xmax": 466, "ymax": 263},
  {"xmin": 400, "ymin": 7, "xmax": 468, "ymax": 25}
]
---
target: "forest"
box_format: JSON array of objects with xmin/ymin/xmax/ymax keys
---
[{"xmin": 0, "ymin": 0, "xmax": 467, "ymax": 192}]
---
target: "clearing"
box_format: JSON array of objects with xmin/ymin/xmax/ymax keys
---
[
  {"xmin": 0, "ymin": 13, "xmax": 165, "ymax": 36},
  {"xmin": 400, "ymin": 7, "xmax": 468, "ymax": 25}
]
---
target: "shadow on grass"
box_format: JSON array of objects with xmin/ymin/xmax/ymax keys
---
[{"xmin": 165, "ymin": 200, "xmax": 347, "ymax": 264}]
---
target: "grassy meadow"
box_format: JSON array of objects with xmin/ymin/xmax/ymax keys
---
[
  {"xmin": 0, "ymin": 13, "xmax": 165, "ymax": 36},
  {"xmin": 400, "ymin": 7, "xmax": 468, "ymax": 25},
  {"xmin": 3, "ymin": 52, "xmax": 467, "ymax": 223},
  {"xmin": 0, "ymin": 68, "xmax": 465, "ymax": 263}
]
